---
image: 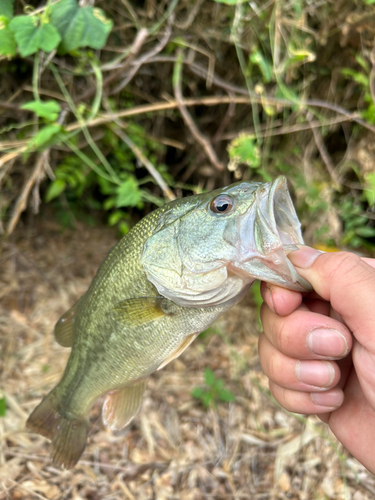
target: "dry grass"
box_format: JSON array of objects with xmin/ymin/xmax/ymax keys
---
[{"xmin": 1, "ymin": 220, "xmax": 375, "ymax": 499}]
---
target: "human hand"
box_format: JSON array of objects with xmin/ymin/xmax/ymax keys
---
[{"xmin": 258, "ymin": 246, "xmax": 375, "ymax": 473}]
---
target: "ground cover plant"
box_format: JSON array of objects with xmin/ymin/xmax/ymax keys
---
[{"xmin": 1, "ymin": 0, "xmax": 375, "ymax": 498}]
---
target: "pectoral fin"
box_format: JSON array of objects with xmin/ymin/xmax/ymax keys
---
[
  {"xmin": 112, "ymin": 297, "xmax": 172, "ymax": 327},
  {"xmin": 102, "ymin": 379, "xmax": 148, "ymax": 430},
  {"xmin": 157, "ymin": 333, "xmax": 197, "ymax": 370},
  {"xmin": 54, "ymin": 301, "xmax": 79, "ymax": 347}
]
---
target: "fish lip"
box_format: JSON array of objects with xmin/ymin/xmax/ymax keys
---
[{"xmin": 236, "ymin": 176, "xmax": 312, "ymax": 292}]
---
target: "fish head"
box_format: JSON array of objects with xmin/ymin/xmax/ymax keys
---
[{"xmin": 141, "ymin": 176, "xmax": 311, "ymax": 307}]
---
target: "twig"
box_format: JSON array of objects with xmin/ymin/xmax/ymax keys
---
[
  {"xmin": 0, "ymin": 94, "xmax": 372, "ymax": 169},
  {"xmin": 6, "ymin": 150, "xmax": 49, "ymax": 236},
  {"xmin": 75, "ymin": 28, "xmax": 149, "ymax": 103},
  {"xmin": 112, "ymin": 23, "xmax": 173, "ymax": 95},
  {"xmin": 173, "ymin": 51, "xmax": 225, "ymax": 171},
  {"xmin": 146, "ymin": 55, "xmax": 375, "ymax": 135},
  {"xmin": 306, "ymin": 112, "xmax": 341, "ymax": 187},
  {"xmin": 212, "ymin": 97, "xmax": 236, "ymax": 143},
  {"xmin": 220, "ymin": 115, "xmax": 351, "ymax": 141},
  {"xmin": 109, "ymin": 121, "xmax": 176, "ymax": 201},
  {"xmin": 175, "ymin": 0, "xmax": 205, "ymax": 30}
]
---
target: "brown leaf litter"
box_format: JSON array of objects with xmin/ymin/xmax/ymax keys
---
[{"xmin": 1, "ymin": 218, "xmax": 375, "ymax": 499}]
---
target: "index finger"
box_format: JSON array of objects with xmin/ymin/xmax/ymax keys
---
[{"xmin": 260, "ymin": 281, "xmax": 303, "ymax": 316}]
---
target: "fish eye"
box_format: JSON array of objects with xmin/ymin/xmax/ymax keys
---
[{"xmin": 210, "ymin": 195, "xmax": 234, "ymax": 214}]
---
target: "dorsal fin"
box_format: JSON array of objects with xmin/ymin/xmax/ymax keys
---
[
  {"xmin": 102, "ymin": 379, "xmax": 148, "ymax": 430},
  {"xmin": 54, "ymin": 301, "xmax": 79, "ymax": 347}
]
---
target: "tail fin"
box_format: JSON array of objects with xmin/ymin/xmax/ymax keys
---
[{"xmin": 26, "ymin": 390, "xmax": 89, "ymax": 469}]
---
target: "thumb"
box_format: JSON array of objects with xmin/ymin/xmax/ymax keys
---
[{"xmin": 288, "ymin": 247, "xmax": 375, "ymax": 353}]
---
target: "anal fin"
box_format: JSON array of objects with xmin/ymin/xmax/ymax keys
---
[
  {"xmin": 54, "ymin": 301, "xmax": 79, "ymax": 347},
  {"xmin": 102, "ymin": 379, "xmax": 148, "ymax": 431},
  {"xmin": 157, "ymin": 333, "xmax": 197, "ymax": 370}
]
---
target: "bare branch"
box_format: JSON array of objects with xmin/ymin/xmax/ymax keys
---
[
  {"xmin": 173, "ymin": 53, "xmax": 225, "ymax": 171},
  {"xmin": 109, "ymin": 120, "xmax": 176, "ymax": 202},
  {"xmin": 6, "ymin": 150, "xmax": 50, "ymax": 236}
]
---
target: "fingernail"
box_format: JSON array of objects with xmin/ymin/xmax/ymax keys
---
[
  {"xmin": 288, "ymin": 246, "xmax": 322, "ymax": 269},
  {"xmin": 311, "ymin": 389, "xmax": 343, "ymax": 407},
  {"xmin": 307, "ymin": 328, "xmax": 348, "ymax": 358},
  {"xmin": 296, "ymin": 360, "xmax": 335, "ymax": 388}
]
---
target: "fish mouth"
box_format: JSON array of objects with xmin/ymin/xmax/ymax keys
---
[{"xmin": 235, "ymin": 176, "xmax": 312, "ymax": 292}]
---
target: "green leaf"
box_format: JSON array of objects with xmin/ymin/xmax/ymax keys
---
[
  {"xmin": 50, "ymin": 0, "xmax": 85, "ymax": 52},
  {"xmin": 228, "ymin": 135, "xmax": 261, "ymax": 168},
  {"xmin": 211, "ymin": 0, "xmax": 248, "ymax": 4},
  {"xmin": 354, "ymin": 226, "xmax": 375, "ymax": 238},
  {"xmin": 218, "ymin": 389, "xmax": 235, "ymax": 402},
  {"xmin": 118, "ymin": 220, "xmax": 130, "ymax": 235},
  {"xmin": 50, "ymin": 0, "xmax": 112, "ymax": 52},
  {"xmin": 0, "ymin": 0, "xmax": 14, "ymax": 18},
  {"xmin": 115, "ymin": 177, "xmax": 142, "ymax": 208},
  {"xmin": 27, "ymin": 124, "xmax": 61, "ymax": 150},
  {"xmin": 0, "ymin": 394, "xmax": 6, "ymax": 417},
  {"xmin": 9, "ymin": 16, "xmax": 61, "ymax": 57},
  {"xmin": 202, "ymin": 393, "xmax": 213, "ymax": 408},
  {"xmin": 21, "ymin": 100, "xmax": 61, "ymax": 121},
  {"xmin": 0, "ymin": 22, "xmax": 17, "ymax": 57},
  {"xmin": 204, "ymin": 367, "xmax": 216, "ymax": 387},
  {"xmin": 364, "ymin": 172, "xmax": 375, "ymax": 207},
  {"xmin": 108, "ymin": 210, "xmax": 123, "ymax": 226},
  {"xmin": 191, "ymin": 387, "xmax": 205, "ymax": 398},
  {"xmin": 45, "ymin": 179, "xmax": 66, "ymax": 202},
  {"xmin": 250, "ymin": 49, "xmax": 273, "ymax": 83},
  {"xmin": 80, "ymin": 7, "xmax": 113, "ymax": 50}
]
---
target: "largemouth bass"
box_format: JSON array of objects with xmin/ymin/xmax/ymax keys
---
[{"xmin": 27, "ymin": 176, "xmax": 311, "ymax": 468}]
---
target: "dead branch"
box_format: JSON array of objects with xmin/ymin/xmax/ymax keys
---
[
  {"xmin": 109, "ymin": 120, "xmax": 176, "ymax": 201},
  {"xmin": 306, "ymin": 112, "xmax": 341, "ymax": 187},
  {"xmin": 75, "ymin": 28, "xmax": 149, "ymax": 103},
  {"xmin": 6, "ymin": 150, "xmax": 50, "ymax": 236},
  {"xmin": 173, "ymin": 54, "xmax": 225, "ymax": 172},
  {"xmin": 112, "ymin": 22, "xmax": 173, "ymax": 95}
]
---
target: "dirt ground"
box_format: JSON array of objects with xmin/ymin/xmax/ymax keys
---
[{"xmin": 1, "ymin": 218, "xmax": 375, "ymax": 500}]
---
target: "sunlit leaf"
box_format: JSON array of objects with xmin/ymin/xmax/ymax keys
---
[
  {"xmin": 228, "ymin": 135, "xmax": 261, "ymax": 168},
  {"xmin": 0, "ymin": 21, "xmax": 17, "ymax": 56},
  {"xmin": 108, "ymin": 210, "xmax": 123, "ymax": 226},
  {"xmin": 21, "ymin": 100, "xmax": 61, "ymax": 121},
  {"xmin": 27, "ymin": 124, "xmax": 61, "ymax": 150},
  {"xmin": 364, "ymin": 172, "xmax": 375, "ymax": 207}
]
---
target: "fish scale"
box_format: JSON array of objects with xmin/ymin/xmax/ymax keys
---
[{"xmin": 26, "ymin": 176, "xmax": 311, "ymax": 468}]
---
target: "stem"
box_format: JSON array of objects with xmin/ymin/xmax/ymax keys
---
[{"xmin": 32, "ymin": 52, "xmax": 40, "ymax": 102}]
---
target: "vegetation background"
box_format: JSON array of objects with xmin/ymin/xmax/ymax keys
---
[{"xmin": 1, "ymin": 0, "xmax": 375, "ymax": 498}]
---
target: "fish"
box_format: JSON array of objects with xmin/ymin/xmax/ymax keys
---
[{"xmin": 26, "ymin": 176, "xmax": 311, "ymax": 468}]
